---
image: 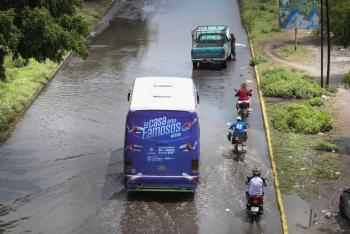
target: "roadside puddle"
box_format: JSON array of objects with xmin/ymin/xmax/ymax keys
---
[{"xmin": 283, "ymin": 193, "xmax": 312, "ymax": 234}]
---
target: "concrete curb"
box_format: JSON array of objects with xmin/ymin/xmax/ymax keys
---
[
  {"xmin": 90, "ymin": 0, "xmax": 115, "ymax": 30},
  {"xmin": 0, "ymin": 0, "xmax": 115, "ymax": 142},
  {"xmin": 247, "ymin": 33, "xmax": 289, "ymax": 234},
  {"xmin": 0, "ymin": 53, "xmax": 72, "ymax": 141}
]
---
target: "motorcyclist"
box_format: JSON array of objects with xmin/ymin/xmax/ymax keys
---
[
  {"xmin": 227, "ymin": 116, "xmax": 247, "ymax": 152},
  {"xmin": 246, "ymin": 168, "xmax": 267, "ymax": 210},
  {"xmin": 235, "ymin": 83, "xmax": 252, "ymax": 110}
]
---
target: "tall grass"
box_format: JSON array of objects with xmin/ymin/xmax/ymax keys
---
[
  {"xmin": 261, "ymin": 68, "xmax": 324, "ymax": 99},
  {"xmin": 0, "ymin": 58, "xmax": 57, "ymax": 132}
]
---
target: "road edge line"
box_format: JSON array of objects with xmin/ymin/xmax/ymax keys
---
[
  {"xmin": 0, "ymin": 0, "xmax": 115, "ymax": 142},
  {"xmin": 247, "ymin": 32, "xmax": 289, "ymax": 234}
]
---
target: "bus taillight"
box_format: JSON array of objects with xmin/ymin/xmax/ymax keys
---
[
  {"xmin": 124, "ymin": 158, "xmax": 132, "ymax": 173},
  {"xmin": 191, "ymin": 159, "xmax": 199, "ymax": 173}
]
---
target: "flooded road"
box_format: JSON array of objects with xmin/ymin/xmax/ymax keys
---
[{"xmin": 0, "ymin": 0, "xmax": 282, "ymax": 233}]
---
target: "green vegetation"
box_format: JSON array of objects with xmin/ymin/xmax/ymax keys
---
[
  {"xmin": 315, "ymin": 140, "xmax": 339, "ymax": 152},
  {"xmin": 0, "ymin": 58, "xmax": 56, "ymax": 131},
  {"xmin": 250, "ymin": 55, "xmax": 267, "ymax": 66},
  {"xmin": 326, "ymin": 84, "xmax": 338, "ymax": 93},
  {"xmin": 261, "ymin": 68, "xmax": 324, "ymax": 99},
  {"xmin": 77, "ymin": 0, "xmax": 110, "ymax": 26},
  {"xmin": 329, "ymin": 0, "xmax": 350, "ymax": 47},
  {"xmin": 342, "ymin": 71, "xmax": 350, "ymax": 88},
  {"xmin": 239, "ymin": 0, "xmax": 284, "ymax": 52},
  {"xmin": 308, "ymin": 97, "xmax": 324, "ymax": 107},
  {"xmin": 275, "ymin": 44, "xmax": 314, "ymax": 63},
  {"xmin": 0, "ymin": 1, "xmax": 89, "ymax": 81},
  {"xmin": 239, "ymin": 0, "xmax": 341, "ymax": 198},
  {"xmin": 272, "ymin": 103, "xmax": 333, "ymax": 134},
  {"xmin": 272, "ymin": 130, "xmax": 340, "ymax": 197},
  {"xmin": 0, "ymin": 1, "xmax": 110, "ymax": 137}
]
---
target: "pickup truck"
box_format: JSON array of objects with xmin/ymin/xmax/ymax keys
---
[{"xmin": 191, "ymin": 25, "xmax": 236, "ymax": 69}]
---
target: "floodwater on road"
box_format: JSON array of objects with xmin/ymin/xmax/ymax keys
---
[{"xmin": 0, "ymin": 0, "xmax": 282, "ymax": 233}]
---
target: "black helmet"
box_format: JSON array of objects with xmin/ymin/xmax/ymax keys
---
[{"xmin": 252, "ymin": 168, "xmax": 261, "ymax": 177}]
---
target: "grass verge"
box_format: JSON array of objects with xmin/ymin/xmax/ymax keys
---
[
  {"xmin": 275, "ymin": 44, "xmax": 315, "ymax": 63},
  {"xmin": 271, "ymin": 129, "xmax": 339, "ymax": 198},
  {"xmin": 0, "ymin": 1, "xmax": 112, "ymax": 139},
  {"xmin": 77, "ymin": 0, "xmax": 111, "ymax": 27},
  {"xmin": 239, "ymin": 0, "xmax": 340, "ymax": 199},
  {"xmin": 0, "ymin": 58, "xmax": 57, "ymax": 132},
  {"xmin": 343, "ymin": 71, "xmax": 350, "ymax": 88}
]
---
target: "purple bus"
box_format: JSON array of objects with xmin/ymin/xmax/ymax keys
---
[{"xmin": 124, "ymin": 77, "xmax": 200, "ymax": 192}]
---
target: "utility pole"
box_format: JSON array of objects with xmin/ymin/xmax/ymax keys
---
[
  {"xmin": 320, "ymin": 0, "xmax": 324, "ymax": 88},
  {"xmin": 295, "ymin": 28, "xmax": 298, "ymax": 51},
  {"xmin": 325, "ymin": 0, "xmax": 331, "ymax": 87}
]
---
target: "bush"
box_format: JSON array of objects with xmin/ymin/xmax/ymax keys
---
[
  {"xmin": 250, "ymin": 55, "xmax": 267, "ymax": 66},
  {"xmin": 242, "ymin": 10, "xmax": 255, "ymax": 31},
  {"xmin": 326, "ymin": 84, "xmax": 337, "ymax": 93},
  {"xmin": 261, "ymin": 68, "xmax": 324, "ymax": 99},
  {"xmin": 272, "ymin": 103, "xmax": 333, "ymax": 134},
  {"xmin": 12, "ymin": 57, "xmax": 28, "ymax": 68},
  {"xmin": 342, "ymin": 71, "xmax": 350, "ymax": 88},
  {"xmin": 308, "ymin": 97, "xmax": 324, "ymax": 106},
  {"xmin": 315, "ymin": 140, "xmax": 339, "ymax": 152},
  {"xmin": 259, "ymin": 4, "xmax": 267, "ymax": 11}
]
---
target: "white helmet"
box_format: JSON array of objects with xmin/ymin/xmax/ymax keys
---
[{"xmin": 236, "ymin": 116, "xmax": 242, "ymax": 121}]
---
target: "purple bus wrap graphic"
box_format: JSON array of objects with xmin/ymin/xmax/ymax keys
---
[{"xmin": 124, "ymin": 110, "xmax": 200, "ymax": 191}]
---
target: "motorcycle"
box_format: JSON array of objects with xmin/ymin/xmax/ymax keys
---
[
  {"xmin": 235, "ymin": 89, "xmax": 252, "ymax": 123},
  {"xmin": 246, "ymin": 195, "xmax": 263, "ymax": 222},
  {"xmin": 245, "ymin": 177, "xmax": 267, "ymax": 222},
  {"xmin": 226, "ymin": 122, "xmax": 247, "ymax": 159}
]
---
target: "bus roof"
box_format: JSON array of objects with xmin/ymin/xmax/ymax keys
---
[{"xmin": 130, "ymin": 77, "xmax": 197, "ymax": 112}]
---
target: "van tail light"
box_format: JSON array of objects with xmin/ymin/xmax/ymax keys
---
[
  {"xmin": 124, "ymin": 158, "xmax": 132, "ymax": 173},
  {"xmin": 191, "ymin": 159, "xmax": 199, "ymax": 173}
]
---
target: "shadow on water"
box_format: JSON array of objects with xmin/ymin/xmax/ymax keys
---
[
  {"xmin": 127, "ymin": 191, "xmax": 194, "ymax": 203},
  {"xmin": 105, "ymin": 150, "xmax": 199, "ymax": 233},
  {"xmin": 101, "ymin": 148, "xmax": 125, "ymax": 200},
  {"xmin": 120, "ymin": 191, "xmax": 198, "ymax": 234},
  {"xmin": 194, "ymin": 63, "xmax": 226, "ymax": 71},
  {"xmin": 101, "ymin": 148, "xmax": 199, "ymax": 233}
]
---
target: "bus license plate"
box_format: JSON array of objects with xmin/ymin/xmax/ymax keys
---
[
  {"xmin": 157, "ymin": 165, "xmax": 167, "ymax": 171},
  {"xmin": 251, "ymin": 207, "xmax": 259, "ymax": 212}
]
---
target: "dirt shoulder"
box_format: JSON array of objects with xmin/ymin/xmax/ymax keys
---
[
  {"xmin": 308, "ymin": 87, "xmax": 350, "ymax": 234},
  {"xmin": 263, "ymin": 30, "xmax": 350, "ymax": 83},
  {"xmin": 263, "ymin": 30, "xmax": 350, "ymax": 233}
]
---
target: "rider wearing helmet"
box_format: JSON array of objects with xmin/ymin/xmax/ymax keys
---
[
  {"xmin": 227, "ymin": 116, "xmax": 248, "ymax": 152},
  {"xmin": 235, "ymin": 83, "xmax": 252, "ymax": 110},
  {"xmin": 246, "ymin": 168, "xmax": 266, "ymax": 197},
  {"xmin": 229, "ymin": 116, "xmax": 247, "ymax": 131}
]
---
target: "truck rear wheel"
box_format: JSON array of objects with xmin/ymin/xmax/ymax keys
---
[{"xmin": 192, "ymin": 62, "xmax": 198, "ymax": 69}]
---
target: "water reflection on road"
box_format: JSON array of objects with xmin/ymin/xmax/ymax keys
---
[{"xmin": 0, "ymin": 0, "xmax": 281, "ymax": 233}]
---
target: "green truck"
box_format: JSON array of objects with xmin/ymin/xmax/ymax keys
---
[{"xmin": 191, "ymin": 25, "xmax": 236, "ymax": 69}]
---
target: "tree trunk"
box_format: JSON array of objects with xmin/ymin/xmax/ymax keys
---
[{"xmin": 0, "ymin": 48, "xmax": 5, "ymax": 81}]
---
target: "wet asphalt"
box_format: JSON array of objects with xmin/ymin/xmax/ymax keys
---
[{"xmin": 0, "ymin": 0, "xmax": 282, "ymax": 233}]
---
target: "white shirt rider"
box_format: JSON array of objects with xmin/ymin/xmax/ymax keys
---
[{"xmin": 248, "ymin": 176, "xmax": 264, "ymax": 196}]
